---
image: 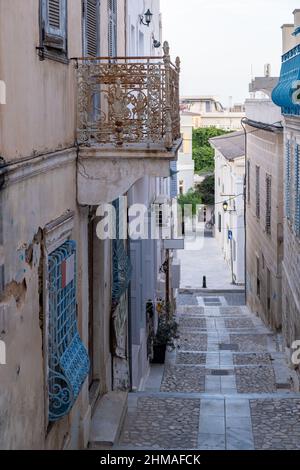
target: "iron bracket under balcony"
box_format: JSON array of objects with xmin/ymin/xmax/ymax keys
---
[{"xmin": 75, "ymin": 42, "xmax": 181, "ymax": 205}]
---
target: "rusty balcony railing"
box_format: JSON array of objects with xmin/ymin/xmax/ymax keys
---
[{"xmin": 76, "ymin": 42, "xmax": 180, "ymax": 150}]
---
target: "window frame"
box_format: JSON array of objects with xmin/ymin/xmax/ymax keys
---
[
  {"xmin": 265, "ymin": 174, "xmax": 272, "ymax": 236},
  {"xmin": 108, "ymin": 0, "xmax": 117, "ymax": 57},
  {"xmin": 39, "ymin": 0, "xmax": 68, "ymax": 64},
  {"xmin": 82, "ymin": 0, "xmax": 100, "ymax": 57},
  {"xmin": 255, "ymin": 165, "xmax": 260, "ymax": 219}
]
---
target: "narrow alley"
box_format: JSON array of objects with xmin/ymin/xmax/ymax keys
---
[
  {"xmin": 116, "ymin": 292, "xmax": 300, "ymax": 450},
  {"xmin": 114, "ymin": 237, "xmax": 300, "ymax": 451}
]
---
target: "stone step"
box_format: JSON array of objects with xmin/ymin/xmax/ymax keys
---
[
  {"xmin": 130, "ymin": 390, "xmax": 300, "ymax": 400},
  {"xmin": 89, "ymin": 391, "xmax": 128, "ymax": 449}
]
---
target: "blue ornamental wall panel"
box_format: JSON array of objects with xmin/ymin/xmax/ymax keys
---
[{"xmin": 48, "ymin": 240, "xmax": 90, "ymax": 422}]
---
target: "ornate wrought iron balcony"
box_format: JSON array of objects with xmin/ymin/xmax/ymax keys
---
[
  {"xmin": 76, "ymin": 42, "xmax": 180, "ymax": 150},
  {"xmin": 272, "ymin": 44, "xmax": 300, "ymax": 116}
]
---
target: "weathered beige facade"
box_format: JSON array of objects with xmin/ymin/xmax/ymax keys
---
[
  {"xmin": 245, "ymin": 79, "xmax": 284, "ymax": 331},
  {"xmin": 0, "ymin": 0, "xmax": 180, "ymax": 449},
  {"xmin": 271, "ymin": 10, "xmax": 300, "ymax": 382}
]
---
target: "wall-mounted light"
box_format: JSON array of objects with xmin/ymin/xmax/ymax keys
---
[
  {"xmin": 140, "ymin": 9, "xmax": 153, "ymax": 27},
  {"xmin": 223, "ymin": 201, "xmax": 229, "ymax": 212}
]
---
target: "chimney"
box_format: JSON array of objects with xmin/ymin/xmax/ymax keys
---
[
  {"xmin": 281, "ymin": 24, "xmax": 296, "ymax": 54},
  {"xmin": 264, "ymin": 64, "xmax": 271, "ymax": 77},
  {"xmin": 293, "ymin": 10, "xmax": 300, "ymax": 46}
]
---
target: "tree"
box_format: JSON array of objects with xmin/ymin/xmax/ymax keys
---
[
  {"xmin": 177, "ymin": 189, "xmax": 202, "ymax": 215},
  {"xmin": 196, "ymin": 175, "xmax": 215, "ymax": 205},
  {"xmin": 193, "ymin": 127, "xmax": 231, "ymax": 174}
]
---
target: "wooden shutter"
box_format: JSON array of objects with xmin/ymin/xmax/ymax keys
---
[
  {"xmin": 265, "ymin": 174, "xmax": 272, "ymax": 235},
  {"xmin": 108, "ymin": 0, "xmax": 117, "ymax": 57},
  {"xmin": 42, "ymin": 0, "xmax": 67, "ymax": 50},
  {"xmin": 255, "ymin": 165, "xmax": 260, "ymax": 218},
  {"xmin": 170, "ymin": 161, "xmax": 178, "ymax": 198},
  {"xmin": 295, "ymin": 144, "xmax": 300, "ymax": 236},
  {"xmin": 247, "ymin": 160, "xmax": 250, "ymax": 203},
  {"xmin": 83, "ymin": 0, "xmax": 100, "ymax": 57},
  {"xmin": 286, "ymin": 141, "xmax": 291, "ymax": 220}
]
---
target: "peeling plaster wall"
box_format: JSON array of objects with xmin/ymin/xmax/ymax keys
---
[
  {"xmin": 0, "ymin": 0, "xmax": 129, "ymax": 450},
  {"xmin": 0, "ymin": 154, "xmax": 93, "ymax": 449}
]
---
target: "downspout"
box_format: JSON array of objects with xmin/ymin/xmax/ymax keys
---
[
  {"xmin": 241, "ymin": 118, "xmax": 247, "ymax": 306},
  {"xmin": 124, "ymin": 0, "xmax": 128, "ymax": 55}
]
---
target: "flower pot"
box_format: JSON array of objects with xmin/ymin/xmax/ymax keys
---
[{"xmin": 151, "ymin": 344, "xmax": 167, "ymax": 364}]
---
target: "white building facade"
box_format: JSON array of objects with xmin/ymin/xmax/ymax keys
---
[
  {"xmin": 177, "ymin": 113, "xmax": 195, "ymax": 195},
  {"xmin": 181, "ymin": 96, "xmax": 245, "ymax": 131},
  {"xmin": 211, "ymin": 132, "xmax": 245, "ymax": 285},
  {"xmin": 126, "ymin": 0, "xmax": 180, "ymax": 390}
]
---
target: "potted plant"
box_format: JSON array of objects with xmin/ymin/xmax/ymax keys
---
[{"xmin": 151, "ymin": 301, "xmax": 179, "ymax": 364}]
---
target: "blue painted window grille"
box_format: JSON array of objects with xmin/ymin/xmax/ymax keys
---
[
  {"xmin": 48, "ymin": 240, "xmax": 90, "ymax": 422},
  {"xmin": 112, "ymin": 199, "xmax": 132, "ymax": 305},
  {"xmin": 295, "ymin": 144, "xmax": 300, "ymax": 236},
  {"xmin": 170, "ymin": 161, "xmax": 178, "ymax": 198},
  {"xmin": 286, "ymin": 141, "xmax": 291, "ymax": 220}
]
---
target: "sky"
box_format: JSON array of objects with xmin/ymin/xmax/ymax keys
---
[{"xmin": 160, "ymin": 0, "xmax": 300, "ymax": 106}]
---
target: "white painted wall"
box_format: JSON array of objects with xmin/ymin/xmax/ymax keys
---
[
  {"xmin": 177, "ymin": 114, "xmax": 195, "ymax": 194},
  {"xmin": 127, "ymin": 0, "xmax": 162, "ymax": 58},
  {"xmin": 245, "ymin": 99, "xmax": 282, "ymax": 126},
  {"xmin": 127, "ymin": 0, "xmax": 167, "ymax": 390},
  {"xmin": 214, "ymin": 151, "xmax": 245, "ymax": 285}
]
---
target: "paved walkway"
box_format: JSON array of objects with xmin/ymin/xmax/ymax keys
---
[
  {"xmin": 117, "ymin": 292, "xmax": 300, "ymax": 450},
  {"xmin": 178, "ymin": 235, "xmax": 243, "ymax": 291}
]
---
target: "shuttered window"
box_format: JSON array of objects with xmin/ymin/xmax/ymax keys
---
[
  {"xmin": 40, "ymin": 0, "xmax": 67, "ymax": 59},
  {"xmin": 247, "ymin": 160, "xmax": 250, "ymax": 204},
  {"xmin": 255, "ymin": 166, "xmax": 260, "ymax": 219},
  {"xmin": 49, "ymin": 0, "xmax": 61, "ymax": 29},
  {"xmin": 170, "ymin": 161, "xmax": 178, "ymax": 198},
  {"xmin": 295, "ymin": 144, "xmax": 300, "ymax": 236},
  {"xmin": 265, "ymin": 174, "xmax": 272, "ymax": 235},
  {"xmin": 286, "ymin": 141, "xmax": 291, "ymax": 220},
  {"xmin": 83, "ymin": 0, "xmax": 100, "ymax": 57},
  {"xmin": 108, "ymin": 0, "xmax": 117, "ymax": 57}
]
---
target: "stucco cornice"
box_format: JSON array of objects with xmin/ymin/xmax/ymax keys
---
[{"xmin": 0, "ymin": 148, "xmax": 76, "ymax": 188}]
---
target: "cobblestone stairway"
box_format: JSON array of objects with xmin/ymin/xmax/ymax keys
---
[{"xmin": 117, "ymin": 293, "xmax": 300, "ymax": 450}]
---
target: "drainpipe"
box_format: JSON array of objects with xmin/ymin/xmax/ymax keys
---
[{"xmin": 241, "ymin": 118, "xmax": 247, "ymax": 306}]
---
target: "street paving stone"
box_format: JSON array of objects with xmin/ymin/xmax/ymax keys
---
[
  {"xmin": 177, "ymin": 294, "xmax": 198, "ymax": 306},
  {"xmin": 250, "ymin": 399, "xmax": 300, "ymax": 449},
  {"xmin": 235, "ymin": 366, "xmax": 277, "ymax": 393},
  {"xmin": 220, "ymin": 307, "xmax": 243, "ymax": 315},
  {"xmin": 177, "ymin": 306, "xmax": 205, "ymax": 316},
  {"xmin": 161, "ymin": 365, "xmax": 206, "ymax": 392},
  {"xmin": 178, "ymin": 317, "xmax": 207, "ymax": 329},
  {"xmin": 118, "ymin": 291, "xmax": 297, "ymax": 450},
  {"xmin": 229, "ymin": 334, "xmax": 269, "ymax": 352},
  {"xmin": 177, "ymin": 332, "xmax": 208, "ymax": 351},
  {"xmin": 224, "ymin": 318, "xmax": 254, "ymax": 329},
  {"xmin": 233, "ymin": 353, "xmax": 272, "ymax": 365},
  {"xmin": 176, "ymin": 352, "xmax": 206, "ymax": 365},
  {"xmin": 121, "ymin": 397, "xmax": 200, "ymax": 449}
]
